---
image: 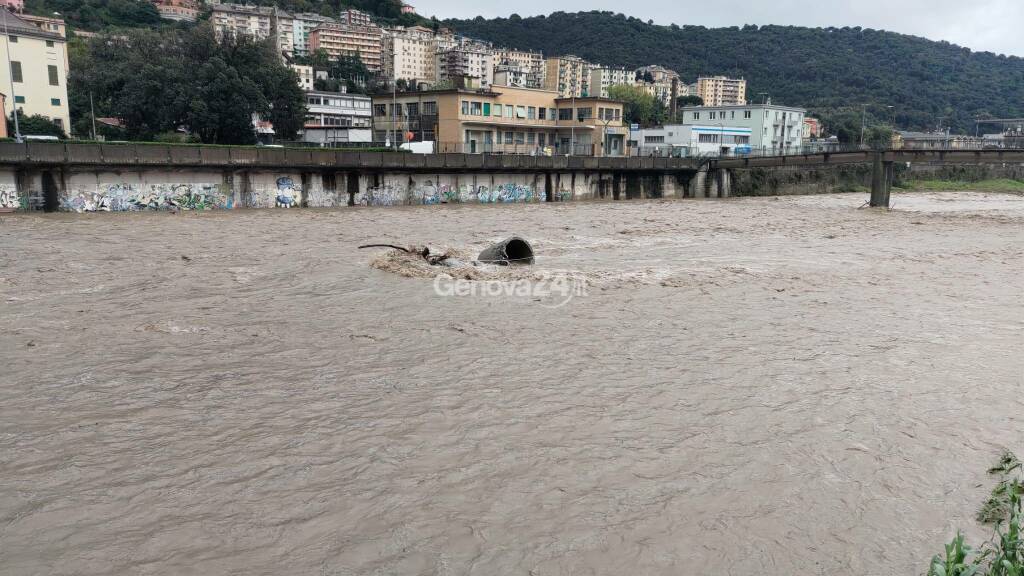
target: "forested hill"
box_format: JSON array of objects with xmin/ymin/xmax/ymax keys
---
[{"xmin": 449, "ymin": 11, "xmax": 1024, "ymax": 133}]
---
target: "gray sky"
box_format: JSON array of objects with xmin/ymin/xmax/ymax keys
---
[{"xmin": 412, "ymin": 0, "xmax": 1024, "ymax": 57}]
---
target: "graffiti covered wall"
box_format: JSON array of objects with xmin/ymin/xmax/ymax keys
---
[
  {"xmin": 61, "ymin": 183, "xmax": 233, "ymax": 212},
  {"xmin": 354, "ymin": 174, "xmax": 549, "ymax": 206}
]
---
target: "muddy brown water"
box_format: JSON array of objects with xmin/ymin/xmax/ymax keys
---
[{"xmin": 1, "ymin": 192, "xmax": 1022, "ymax": 575}]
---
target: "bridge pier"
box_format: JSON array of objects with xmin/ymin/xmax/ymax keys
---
[{"xmin": 870, "ymin": 153, "xmax": 892, "ymax": 207}]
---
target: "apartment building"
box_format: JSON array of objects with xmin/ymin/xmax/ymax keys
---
[
  {"xmin": 338, "ymin": 8, "xmax": 372, "ymax": 26},
  {"xmin": 678, "ymin": 103, "xmax": 805, "ymax": 152},
  {"xmin": 0, "ymin": 9, "xmax": 70, "ymax": 134},
  {"xmin": 291, "ymin": 12, "xmax": 333, "ymax": 57},
  {"xmin": 301, "ymin": 90, "xmax": 372, "ymax": 145},
  {"xmin": 383, "ymin": 25, "xmax": 436, "ymax": 85},
  {"xmin": 290, "ymin": 64, "xmax": 314, "ymax": 91},
  {"xmin": 696, "ymin": 76, "xmax": 747, "ymax": 106},
  {"xmin": 590, "ymin": 67, "xmax": 635, "ymax": 98},
  {"xmin": 152, "ymin": 0, "xmax": 200, "ymax": 22},
  {"xmin": 309, "ymin": 22, "xmax": 384, "ymax": 71},
  {"xmin": 634, "ymin": 64, "xmax": 681, "ymax": 105},
  {"xmin": 371, "ymin": 85, "xmax": 627, "ymax": 156},
  {"xmin": 544, "ymin": 55, "xmax": 591, "ymax": 98},
  {"xmin": 495, "ymin": 49, "xmax": 544, "ymax": 88},
  {"xmin": 435, "ymin": 45, "xmax": 493, "ymax": 88},
  {"xmin": 20, "ymin": 13, "xmax": 68, "ymax": 73},
  {"xmin": 211, "ymin": 3, "xmax": 273, "ymax": 40}
]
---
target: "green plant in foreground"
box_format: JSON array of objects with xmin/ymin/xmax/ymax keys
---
[{"xmin": 929, "ymin": 452, "xmax": 1023, "ymax": 576}]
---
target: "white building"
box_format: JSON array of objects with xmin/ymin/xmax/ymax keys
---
[
  {"xmin": 384, "ymin": 25, "xmax": 436, "ymax": 86},
  {"xmin": 435, "ymin": 45, "xmax": 493, "ymax": 88},
  {"xmin": 301, "ymin": 91, "xmax": 372, "ymax": 146},
  {"xmin": 678, "ymin": 103, "xmax": 806, "ymax": 153},
  {"xmin": 589, "ymin": 67, "xmax": 635, "ymax": 98},
  {"xmin": 696, "ymin": 76, "xmax": 747, "ymax": 106},
  {"xmin": 629, "ymin": 124, "xmax": 753, "ymax": 157},
  {"xmin": 634, "ymin": 65, "xmax": 682, "ymax": 105},
  {"xmin": 290, "ymin": 64, "xmax": 314, "ymax": 91},
  {"xmin": 494, "ymin": 48, "xmax": 544, "ymax": 88}
]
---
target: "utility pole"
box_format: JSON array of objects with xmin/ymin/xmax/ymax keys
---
[
  {"xmin": 3, "ymin": 10, "xmax": 22, "ymax": 143},
  {"xmin": 89, "ymin": 92, "xmax": 97, "ymax": 141},
  {"xmin": 859, "ymin": 104, "xmax": 867, "ymax": 148},
  {"xmin": 569, "ymin": 93, "xmax": 575, "ymax": 156}
]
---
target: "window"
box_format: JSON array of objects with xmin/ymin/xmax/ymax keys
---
[
  {"xmin": 482, "ymin": 102, "xmax": 490, "ymax": 116},
  {"xmin": 558, "ymin": 108, "xmax": 573, "ymax": 121},
  {"xmin": 46, "ymin": 40, "xmax": 54, "ymax": 47},
  {"xmin": 730, "ymin": 111, "xmax": 735, "ymax": 119},
  {"xmin": 693, "ymin": 112, "xmax": 700, "ymax": 120},
  {"xmin": 549, "ymin": 108, "xmax": 557, "ymax": 120},
  {"xmin": 527, "ymin": 106, "xmax": 536, "ymax": 119},
  {"xmin": 504, "ymin": 106, "xmax": 513, "ymax": 118},
  {"xmin": 515, "ymin": 132, "xmax": 525, "ymax": 144},
  {"xmin": 470, "ymin": 101, "xmax": 482, "ymax": 115},
  {"xmin": 493, "ymin": 103, "xmax": 502, "ymax": 117},
  {"xmin": 406, "ymin": 102, "xmax": 419, "ymax": 116},
  {"xmin": 644, "ymin": 135, "xmax": 665, "ymax": 143},
  {"xmin": 11, "ymin": 61, "xmax": 22, "ymax": 83},
  {"xmin": 698, "ymin": 133, "xmax": 718, "ymax": 143},
  {"xmin": 423, "ymin": 101, "xmax": 437, "ymax": 115},
  {"xmin": 51, "ymin": 98, "xmax": 61, "ymax": 106},
  {"xmin": 538, "ymin": 107, "xmax": 546, "ymax": 120},
  {"xmin": 461, "ymin": 100, "xmax": 469, "ymax": 115},
  {"xmin": 504, "ymin": 131, "xmax": 513, "ymax": 144},
  {"xmin": 14, "ymin": 96, "xmax": 24, "ymax": 103},
  {"xmin": 576, "ymin": 107, "xmax": 592, "ymax": 120},
  {"xmin": 515, "ymin": 105, "xmax": 526, "ymax": 118},
  {"xmin": 527, "ymin": 132, "xmax": 535, "ymax": 144},
  {"xmin": 744, "ymin": 110, "xmax": 751, "ymax": 119},
  {"xmin": 538, "ymin": 133, "xmax": 546, "ymax": 146},
  {"xmin": 8, "ymin": 35, "xmax": 15, "ymax": 43},
  {"xmin": 736, "ymin": 135, "xmax": 750, "ymax": 144},
  {"xmin": 374, "ymin": 104, "xmax": 386, "ymax": 117}
]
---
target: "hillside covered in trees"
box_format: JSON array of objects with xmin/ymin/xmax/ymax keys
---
[{"xmin": 449, "ymin": 11, "xmax": 1024, "ymax": 134}]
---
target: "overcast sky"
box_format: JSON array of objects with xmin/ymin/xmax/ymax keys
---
[{"xmin": 412, "ymin": 0, "xmax": 1024, "ymax": 57}]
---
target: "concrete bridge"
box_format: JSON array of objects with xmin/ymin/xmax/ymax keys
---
[{"xmin": 0, "ymin": 142, "xmax": 1020, "ymax": 212}]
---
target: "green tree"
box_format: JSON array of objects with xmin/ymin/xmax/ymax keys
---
[
  {"xmin": 8, "ymin": 111, "xmax": 67, "ymax": 138},
  {"xmin": 608, "ymin": 84, "xmax": 663, "ymax": 127}
]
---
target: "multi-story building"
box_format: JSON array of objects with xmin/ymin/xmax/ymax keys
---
[
  {"xmin": 20, "ymin": 13, "xmax": 68, "ymax": 73},
  {"xmin": 678, "ymin": 103, "xmax": 805, "ymax": 153},
  {"xmin": 290, "ymin": 64, "xmax": 314, "ymax": 91},
  {"xmin": 544, "ymin": 55, "xmax": 591, "ymax": 98},
  {"xmin": 309, "ymin": 22, "xmax": 383, "ymax": 71},
  {"xmin": 371, "ymin": 85, "xmax": 627, "ymax": 156},
  {"xmin": 0, "ymin": 0, "xmax": 23, "ymax": 12},
  {"xmin": 435, "ymin": 45, "xmax": 493, "ymax": 88},
  {"xmin": 696, "ymin": 76, "xmax": 747, "ymax": 106},
  {"xmin": 589, "ymin": 67, "xmax": 635, "ymax": 98},
  {"xmin": 634, "ymin": 65, "xmax": 682, "ymax": 105},
  {"xmin": 151, "ymin": 0, "xmax": 200, "ymax": 22},
  {"xmin": 301, "ymin": 90, "xmax": 372, "ymax": 146},
  {"xmin": 401, "ymin": 3, "xmax": 416, "ymax": 14},
  {"xmin": 211, "ymin": 3, "xmax": 273, "ymax": 41},
  {"xmin": 495, "ymin": 49, "xmax": 544, "ymax": 88},
  {"xmin": 629, "ymin": 124, "xmax": 754, "ymax": 157},
  {"xmin": 0, "ymin": 9, "xmax": 70, "ymax": 134},
  {"xmin": 338, "ymin": 8, "xmax": 372, "ymax": 26},
  {"xmin": 802, "ymin": 117, "xmax": 822, "ymax": 139},
  {"xmin": 291, "ymin": 12, "xmax": 334, "ymax": 57},
  {"xmin": 383, "ymin": 25, "xmax": 436, "ymax": 86}
]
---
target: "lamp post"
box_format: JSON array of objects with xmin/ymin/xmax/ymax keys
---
[{"xmin": 3, "ymin": 9, "xmax": 22, "ymax": 143}]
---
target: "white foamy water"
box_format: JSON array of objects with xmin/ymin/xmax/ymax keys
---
[{"xmin": 1, "ymin": 192, "xmax": 1021, "ymax": 575}]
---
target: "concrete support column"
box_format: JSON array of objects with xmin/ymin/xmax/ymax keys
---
[
  {"xmin": 718, "ymin": 169, "xmax": 731, "ymax": 198},
  {"xmin": 690, "ymin": 167, "xmax": 707, "ymax": 198},
  {"xmin": 870, "ymin": 153, "xmax": 891, "ymax": 207}
]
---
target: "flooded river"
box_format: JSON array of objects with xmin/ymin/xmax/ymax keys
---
[{"xmin": 1, "ymin": 191, "xmax": 1022, "ymax": 575}]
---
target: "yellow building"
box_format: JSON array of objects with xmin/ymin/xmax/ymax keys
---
[
  {"xmin": 372, "ymin": 84, "xmax": 627, "ymax": 156},
  {"xmin": 0, "ymin": 9, "xmax": 70, "ymax": 135},
  {"xmin": 544, "ymin": 55, "xmax": 591, "ymax": 98},
  {"xmin": 696, "ymin": 76, "xmax": 747, "ymax": 106}
]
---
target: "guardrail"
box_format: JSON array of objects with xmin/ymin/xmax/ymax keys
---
[{"xmin": 0, "ymin": 141, "xmax": 701, "ymax": 171}]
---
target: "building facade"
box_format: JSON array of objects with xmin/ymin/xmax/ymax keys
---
[
  {"xmin": 301, "ymin": 90, "xmax": 372, "ymax": 145},
  {"xmin": 338, "ymin": 8, "xmax": 372, "ymax": 26},
  {"xmin": 384, "ymin": 25, "xmax": 436, "ymax": 86},
  {"xmin": 435, "ymin": 45, "xmax": 493, "ymax": 88},
  {"xmin": 291, "ymin": 12, "xmax": 334, "ymax": 57},
  {"xmin": 0, "ymin": 9, "xmax": 70, "ymax": 134},
  {"xmin": 152, "ymin": 0, "xmax": 200, "ymax": 22},
  {"xmin": 629, "ymin": 124, "xmax": 754, "ymax": 157},
  {"xmin": 495, "ymin": 49, "xmax": 545, "ymax": 89},
  {"xmin": 590, "ymin": 67, "xmax": 635, "ymax": 98},
  {"xmin": 290, "ymin": 63, "xmax": 314, "ymax": 91},
  {"xmin": 678, "ymin": 103, "xmax": 806, "ymax": 152},
  {"xmin": 309, "ymin": 22, "xmax": 383, "ymax": 71},
  {"xmin": 634, "ymin": 65, "xmax": 682, "ymax": 105},
  {"xmin": 696, "ymin": 76, "xmax": 747, "ymax": 106},
  {"xmin": 371, "ymin": 85, "xmax": 627, "ymax": 156},
  {"xmin": 544, "ymin": 55, "xmax": 591, "ymax": 98}
]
